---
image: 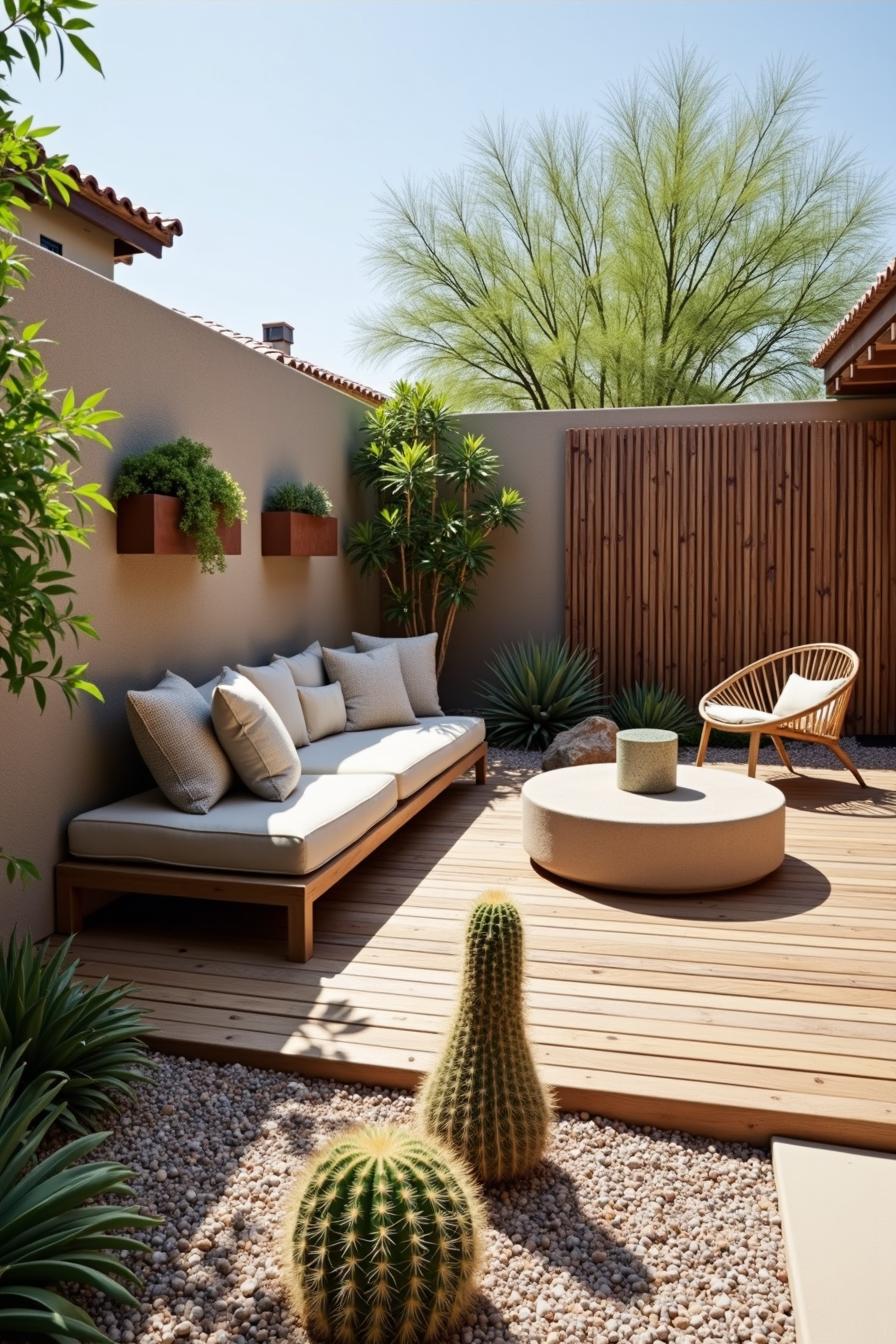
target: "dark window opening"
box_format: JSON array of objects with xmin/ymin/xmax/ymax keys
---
[{"xmin": 40, "ymin": 234, "xmax": 63, "ymax": 256}]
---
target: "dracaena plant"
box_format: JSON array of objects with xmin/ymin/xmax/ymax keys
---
[{"xmin": 345, "ymin": 380, "xmax": 524, "ymax": 676}]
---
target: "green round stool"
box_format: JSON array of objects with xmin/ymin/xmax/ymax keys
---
[{"xmin": 616, "ymin": 728, "xmax": 678, "ymax": 794}]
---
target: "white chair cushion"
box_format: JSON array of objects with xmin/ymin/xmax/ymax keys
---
[
  {"xmin": 298, "ymin": 683, "xmax": 348, "ymax": 741},
  {"xmin": 68, "ymin": 774, "xmax": 398, "ymax": 877},
  {"xmin": 322, "ymin": 643, "xmax": 417, "ymax": 731},
  {"xmin": 212, "ymin": 668, "xmax": 301, "ymax": 801},
  {"xmin": 703, "ymin": 701, "xmax": 777, "ymax": 726},
  {"xmin": 235, "ymin": 659, "xmax": 310, "ymax": 747},
  {"xmin": 773, "ymin": 673, "xmax": 845, "ymax": 721},
  {"xmin": 298, "ymin": 716, "xmax": 485, "ymax": 800},
  {"xmin": 352, "ymin": 631, "xmax": 443, "ymax": 717}
]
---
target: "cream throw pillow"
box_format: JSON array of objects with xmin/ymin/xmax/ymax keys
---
[
  {"xmin": 212, "ymin": 668, "xmax": 301, "ymax": 800},
  {"xmin": 298, "ymin": 683, "xmax": 348, "ymax": 741},
  {"xmin": 272, "ymin": 641, "xmax": 326, "ymax": 688},
  {"xmin": 236, "ymin": 660, "xmax": 310, "ymax": 746},
  {"xmin": 321, "ymin": 643, "xmax": 417, "ymax": 731},
  {"xmin": 352, "ymin": 631, "xmax": 443, "ymax": 716},
  {"xmin": 773, "ymin": 673, "xmax": 844, "ymax": 721},
  {"xmin": 127, "ymin": 671, "xmax": 232, "ymax": 814}
]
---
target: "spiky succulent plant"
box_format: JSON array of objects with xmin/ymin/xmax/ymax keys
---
[
  {"xmin": 477, "ymin": 637, "xmax": 604, "ymax": 750},
  {"xmin": 283, "ymin": 1125, "xmax": 484, "ymax": 1344},
  {"xmin": 610, "ymin": 681, "xmax": 696, "ymax": 737},
  {"xmin": 420, "ymin": 890, "xmax": 553, "ymax": 1183}
]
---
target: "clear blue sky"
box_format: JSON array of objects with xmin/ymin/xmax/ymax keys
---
[{"xmin": 12, "ymin": 0, "xmax": 896, "ymax": 393}]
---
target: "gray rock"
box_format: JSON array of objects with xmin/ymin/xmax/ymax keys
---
[{"xmin": 542, "ymin": 716, "xmax": 619, "ymax": 770}]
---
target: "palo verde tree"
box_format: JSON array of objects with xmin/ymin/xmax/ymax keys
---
[
  {"xmin": 359, "ymin": 50, "xmax": 888, "ymax": 409},
  {"xmin": 0, "ymin": 0, "xmax": 118, "ymax": 881}
]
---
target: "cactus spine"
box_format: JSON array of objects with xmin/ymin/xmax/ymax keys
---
[
  {"xmin": 283, "ymin": 1125, "xmax": 484, "ymax": 1344},
  {"xmin": 420, "ymin": 889, "xmax": 553, "ymax": 1182}
]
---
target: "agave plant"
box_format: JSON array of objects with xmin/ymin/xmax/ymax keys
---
[
  {"xmin": 610, "ymin": 681, "xmax": 697, "ymax": 737},
  {"xmin": 0, "ymin": 933, "xmax": 151, "ymax": 1131},
  {"xmin": 0, "ymin": 1047, "xmax": 158, "ymax": 1342},
  {"xmin": 477, "ymin": 637, "xmax": 605, "ymax": 750}
]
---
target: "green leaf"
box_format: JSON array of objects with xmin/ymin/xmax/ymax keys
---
[{"xmin": 66, "ymin": 31, "xmax": 103, "ymax": 73}]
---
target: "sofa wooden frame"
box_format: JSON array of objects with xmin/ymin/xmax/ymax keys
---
[{"xmin": 56, "ymin": 742, "xmax": 487, "ymax": 962}]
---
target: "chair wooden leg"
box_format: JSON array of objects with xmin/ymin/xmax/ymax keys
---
[
  {"xmin": 287, "ymin": 895, "xmax": 314, "ymax": 962},
  {"xmin": 746, "ymin": 732, "xmax": 761, "ymax": 778},
  {"xmin": 475, "ymin": 750, "xmax": 487, "ymax": 785},
  {"xmin": 771, "ymin": 736, "xmax": 796, "ymax": 773},
  {"xmin": 827, "ymin": 741, "xmax": 867, "ymax": 788},
  {"xmin": 695, "ymin": 722, "xmax": 711, "ymax": 768},
  {"xmin": 55, "ymin": 870, "xmax": 84, "ymax": 936}
]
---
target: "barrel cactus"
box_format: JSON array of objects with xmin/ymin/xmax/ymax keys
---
[
  {"xmin": 420, "ymin": 889, "xmax": 553, "ymax": 1182},
  {"xmin": 283, "ymin": 1124, "xmax": 484, "ymax": 1344}
]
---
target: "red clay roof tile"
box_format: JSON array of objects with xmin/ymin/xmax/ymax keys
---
[{"xmin": 812, "ymin": 256, "xmax": 896, "ymax": 368}]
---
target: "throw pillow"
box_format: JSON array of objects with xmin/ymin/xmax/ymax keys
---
[
  {"xmin": 272, "ymin": 640, "xmax": 326, "ymax": 688},
  {"xmin": 321, "ymin": 643, "xmax": 417, "ymax": 731},
  {"xmin": 211, "ymin": 668, "xmax": 301, "ymax": 801},
  {"xmin": 352, "ymin": 631, "xmax": 442, "ymax": 716},
  {"xmin": 236, "ymin": 659, "xmax": 310, "ymax": 746},
  {"xmin": 773, "ymin": 673, "xmax": 844, "ymax": 721},
  {"xmin": 127, "ymin": 671, "xmax": 232, "ymax": 814},
  {"xmin": 297, "ymin": 682, "xmax": 348, "ymax": 741}
]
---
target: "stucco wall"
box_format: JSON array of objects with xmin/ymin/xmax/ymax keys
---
[
  {"xmin": 18, "ymin": 202, "xmax": 116, "ymax": 278},
  {"xmin": 443, "ymin": 398, "xmax": 896, "ymax": 707},
  {"xmin": 0, "ymin": 245, "xmax": 376, "ymax": 938}
]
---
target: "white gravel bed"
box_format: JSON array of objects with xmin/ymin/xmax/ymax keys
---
[
  {"xmin": 84, "ymin": 1054, "xmax": 794, "ymax": 1344},
  {"xmin": 490, "ymin": 737, "xmax": 896, "ymax": 774}
]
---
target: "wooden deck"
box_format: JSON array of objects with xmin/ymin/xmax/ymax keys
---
[{"xmin": 66, "ymin": 761, "xmax": 896, "ymax": 1150}]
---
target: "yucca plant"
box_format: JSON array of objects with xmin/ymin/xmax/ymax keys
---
[
  {"xmin": 0, "ymin": 933, "xmax": 150, "ymax": 1131},
  {"xmin": 0, "ymin": 1047, "xmax": 158, "ymax": 1342},
  {"xmin": 477, "ymin": 637, "xmax": 605, "ymax": 750},
  {"xmin": 610, "ymin": 681, "xmax": 697, "ymax": 737}
]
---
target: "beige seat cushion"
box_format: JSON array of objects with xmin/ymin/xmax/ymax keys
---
[
  {"xmin": 298, "ymin": 683, "xmax": 347, "ymax": 741},
  {"xmin": 68, "ymin": 773, "xmax": 398, "ymax": 877},
  {"xmin": 236, "ymin": 660, "xmax": 310, "ymax": 747},
  {"xmin": 773, "ymin": 673, "xmax": 845, "ymax": 720},
  {"xmin": 212, "ymin": 668, "xmax": 301, "ymax": 801},
  {"xmin": 298, "ymin": 716, "xmax": 485, "ymax": 800},
  {"xmin": 352, "ymin": 631, "xmax": 443, "ymax": 716},
  {"xmin": 127, "ymin": 671, "xmax": 233, "ymax": 815},
  {"xmin": 272, "ymin": 641, "xmax": 326, "ymax": 689},
  {"xmin": 703, "ymin": 701, "xmax": 777, "ymax": 726},
  {"xmin": 322, "ymin": 643, "xmax": 417, "ymax": 731}
]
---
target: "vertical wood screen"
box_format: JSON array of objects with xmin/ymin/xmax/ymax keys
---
[{"xmin": 565, "ymin": 420, "xmax": 896, "ymax": 734}]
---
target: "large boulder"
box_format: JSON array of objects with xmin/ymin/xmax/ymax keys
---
[{"xmin": 542, "ymin": 716, "xmax": 619, "ymax": 771}]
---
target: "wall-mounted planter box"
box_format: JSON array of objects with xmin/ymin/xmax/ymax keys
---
[
  {"xmin": 117, "ymin": 493, "xmax": 241, "ymax": 555},
  {"xmin": 261, "ymin": 511, "xmax": 338, "ymax": 557}
]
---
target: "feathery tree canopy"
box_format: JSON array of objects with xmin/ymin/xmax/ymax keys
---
[{"xmin": 359, "ymin": 51, "xmax": 887, "ymax": 408}]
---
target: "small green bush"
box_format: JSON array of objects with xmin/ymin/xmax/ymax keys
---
[
  {"xmin": 611, "ymin": 681, "xmax": 697, "ymax": 737},
  {"xmin": 477, "ymin": 637, "xmax": 605, "ymax": 750},
  {"xmin": 264, "ymin": 480, "xmax": 333, "ymax": 516},
  {"xmin": 112, "ymin": 437, "xmax": 247, "ymax": 573},
  {"xmin": 0, "ymin": 932, "xmax": 150, "ymax": 1132}
]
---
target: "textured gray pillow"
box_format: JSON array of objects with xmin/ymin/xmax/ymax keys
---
[
  {"xmin": 211, "ymin": 668, "xmax": 301, "ymax": 801},
  {"xmin": 236, "ymin": 660, "xmax": 310, "ymax": 746},
  {"xmin": 352, "ymin": 631, "xmax": 442, "ymax": 716},
  {"xmin": 127, "ymin": 671, "xmax": 232, "ymax": 814},
  {"xmin": 297, "ymin": 682, "xmax": 348, "ymax": 741},
  {"xmin": 272, "ymin": 641, "xmax": 326, "ymax": 688},
  {"xmin": 321, "ymin": 643, "xmax": 417, "ymax": 731}
]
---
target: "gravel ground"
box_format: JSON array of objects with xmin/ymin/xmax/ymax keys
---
[
  {"xmin": 490, "ymin": 736, "xmax": 896, "ymax": 774},
  {"xmin": 83, "ymin": 1054, "xmax": 795, "ymax": 1344}
]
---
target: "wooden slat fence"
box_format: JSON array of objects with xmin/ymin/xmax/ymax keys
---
[{"xmin": 565, "ymin": 420, "xmax": 896, "ymax": 734}]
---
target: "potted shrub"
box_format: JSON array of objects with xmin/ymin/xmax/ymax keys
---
[
  {"xmin": 261, "ymin": 480, "xmax": 338, "ymax": 556},
  {"xmin": 113, "ymin": 437, "xmax": 247, "ymax": 573}
]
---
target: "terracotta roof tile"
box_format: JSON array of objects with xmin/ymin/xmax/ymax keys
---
[
  {"xmin": 179, "ymin": 312, "xmax": 385, "ymax": 405},
  {"xmin": 62, "ymin": 160, "xmax": 183, "ymax": 248},
  {"xmin": 812, "ymin": 255, "xmax": 896, "ymax": 368}
]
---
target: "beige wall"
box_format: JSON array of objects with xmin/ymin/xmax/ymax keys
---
[
  {"xmin": 442, "ymin": 398, "xmax": 896, "ymax": 707},
  {"xmin": 0, "ymin": 245, "xmax": 376, "ymax": 938},
  {"xmin": 18, "ymin": 202, "xmax": 116, "ymax": 278}
]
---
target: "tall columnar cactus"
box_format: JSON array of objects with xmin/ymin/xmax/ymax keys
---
[
  {"xmin": 420, "ymin": 889, "xmax": 553, "ymax": 1182},
  {"xmin": 283, "ymin": 1125, "xmax": 484, "ymax": 1344}
]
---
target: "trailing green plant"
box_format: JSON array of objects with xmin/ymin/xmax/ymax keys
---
[
  {"xmin": 283, "ymin": 1124, "xmax": 484, "ymax": 1344},
  {"xmin": 264, "ymin": 480, "xmax": 333, "ymax": 516},
  {"xmin": 477, "ymin": 636, "xmax": 605, "ymax": 751},
  {"xmin": 611, "ymin": 681, "xmax": 697, "ymax": 737},
  {"xmin": 346, "ymin": 380, "xmax": 524, "ymax": 676},
  {"xmin": 112, "ymin": 437, "xmax": 246, "ymax": 574},
  {"xmin": 0, "ymin": 1046, "xmax": 159, "ymax": 1343},
  {"xmin": 0, "ymin": 933, "xmax": 150, "ymax": 1132},
  {"xmin": 420, "ymin": 890, "xmax": 553, "ymax": 1183},
  {"xmin": 0, "ymin": 1, "xmax": 118, "ymax": 884}
]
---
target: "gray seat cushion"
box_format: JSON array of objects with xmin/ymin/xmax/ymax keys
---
[
  {"xmin": 68, "ymin": 773, "xmax": 397, "ymax": 877},
  {"xmin": 297, "ymin": 716, "xmax": 485, "ymax": 800}
]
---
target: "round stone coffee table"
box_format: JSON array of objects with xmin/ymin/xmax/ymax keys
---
[{"xmin": 522, "ymin": 764, "xmax": 785, "ymax": 892}]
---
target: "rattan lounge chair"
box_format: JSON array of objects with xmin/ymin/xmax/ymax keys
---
[{"xmin": 696, "ymin": 643, "xmax": 865, "ymax": 786}]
